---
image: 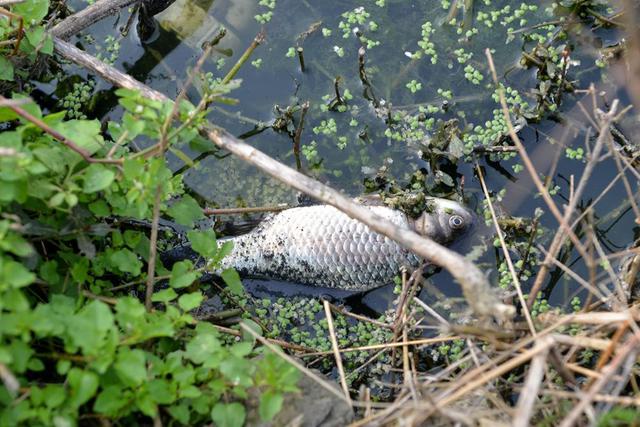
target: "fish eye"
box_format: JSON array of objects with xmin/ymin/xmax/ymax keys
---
[{"xmin": 449, "ymin": 215, "xmax": 465, "ymax": 230}]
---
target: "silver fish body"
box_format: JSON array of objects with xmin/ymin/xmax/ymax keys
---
[{"xmin": 217, "ymin": 198, "xmax": 473, "ymax": 291}]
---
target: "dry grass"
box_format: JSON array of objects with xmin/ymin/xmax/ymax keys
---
[{"xmin": 339, "ymin": 41, "xmax": 640, "ymax": 427}]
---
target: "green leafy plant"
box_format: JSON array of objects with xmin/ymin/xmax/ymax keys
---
[{"xmin": 0, "ymin": 4, "xmax": 298, "ymax": 425}]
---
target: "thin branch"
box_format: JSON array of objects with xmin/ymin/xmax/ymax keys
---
[
  {"xmin": 205, "ymin": 126, "xmax": 515, "ymax": 323},
  {"xmin": 292, "ymin": 101, "xmax": 309, "ymax": 171},
  {"xmin": 0, "ymin": 363, "xmax": 19, "ymax": 397},
  {"xmin": 51, "ymin": 0, "xmax": 138, "ymax": 40},
  {"xmin": 221, "ymin": 30, "xmax": 266, "ymax": 84},
  {"xmin": 513, "ymin": 339, "xmax": 550, "ymax": 427},
  {"xmin": 485, "ymin": 50, "xmax": 611, "ymax": 308},
  {"xmin": 0, "ymin": 95, "xmax": 122, "ymax": 165},
  {"xmin": 323, "ymin": 300, "xmax": 353, "ymax": 407},
  {"xmin": 239, "ymin": 322, "xmax": 352, "ymax": 404},
  {"xmin": 144, "ymin": 185, "xmax": 163, "ymax": 311},
  {"xmin": 51, "ymin": 33, "xmax": 515, "ymax": 323},
  {"xmin": 558, "ymin": 334, "xmax": 640, "ymax": 427},
  {"xmin": 476, "ymin": 163, "xmax": 536, "ymax": 335},
  {"xmin": 53, "ymin": 38, "xmax": 166, "ymax": 101}
]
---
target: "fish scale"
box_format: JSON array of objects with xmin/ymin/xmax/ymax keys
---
[{"xmin": 218, "ymin": 205, "xmax": 420, "ymax": 291}]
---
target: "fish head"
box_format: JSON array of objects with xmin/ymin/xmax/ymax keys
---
[{"xmin": 412, "ymin": 198, "xmax": 474, "ymax": 244}]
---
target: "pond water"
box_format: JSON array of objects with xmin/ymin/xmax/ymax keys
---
[{"xmin": 49, "ymin": 0, "xmax": 639, "ymax": 318}]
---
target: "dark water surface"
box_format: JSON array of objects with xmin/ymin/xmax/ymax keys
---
[{"xmin": 53, "ymin": 0, "xmax": 638, "ymax": 318}]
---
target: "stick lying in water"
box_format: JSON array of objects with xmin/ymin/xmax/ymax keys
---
[
  {"xmin": 204, "ymin": 127, "xmax": 514, "ymax": 322},
  {"xmin": 50, "ymin": 0, "xmax": 140, "ymax": 40},
  {"xmin": 49, "ymin": 31, "xmax": 514, "ymax": 324}
]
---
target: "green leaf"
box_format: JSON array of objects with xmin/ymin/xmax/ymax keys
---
[
  {"xmin": 83, "ymin": 164, "xmax": 115, "ymax": 193},
  {"xmin": 123, "ymin": 158, "xmax": 143, "ymax": 180},
  {"xmin": 94, "ymin": 385, "xmax": 130, "ymax": 415},
  {"xmin": 240, "ymin": 319, "xmax": 262, "ymax": 345},
  {"xmin": 220, "ymin": 356, "xmax": 253, "ymax": 387},
  {"xmin": 168, "ymin": 403, "xmax": 190, "ymax": 424},
  {"xmin": 0, "ymin": 57, "xmax": 14, "ymax": 81},
  {"xmin": 109, "ymin": 248, "xmax": 142, "ymax": 276},
  {"xmin": 13, "ymin": 0, "xmax": 49, "ymax": 24},
  {"xmin": 67, "ymin": 300, "xmax": 115, "ymax": 356},
  {"xmin": 114, "ymin": 348, "xmax": 147, "ymax": 387},
  {"xmin": 229, "ymin": 342, "xmax": 253, "ymax": 358},
  {"xmin": 167, "ymin": 195, "xmax": 204, "ymax": 227},
  {"xmin": 123, "ymin": 230, "xmax": 143, "ymax": 249},
  {"xmin": 169, "ymin": 260, "xmax": 199, "ymax": 288},
  {"xmin": 67, "ymin": 368, "xmax": 99, "ymax": 408},
  {"xmin": 259, "ymin": 391, "xmax": 284, "ymax": 421},
  {"xmin": 122, "ymin": 113, "xmax": 145, "ymax": 138},
  {"xmin": 151, "ymin": 288, "xmax": 178, "ymax": 303},
  {"xmin": 42, "ymin": 384, "xmax": 65, "ymax": 408},
  {"xmin": 25, "ymin": 26, "xmax": 53, "ymax": 54},
  {"xmin": 0, "ymin": 232, "xmax": 34, "ymax": 257},
  {"xmin": 187, "ymin": 229, "xmax": 217, "ymax": 259},
  {"xmin": 216, "ymin": 240, "xmax": 234, "ymax": 262},
  {"xmin": 211, "ymin": 402, "xmax": 246, "ymax": 427},
  {"xmin": 1, "ymin": 259, "xmax": 35, "ymax": 288},
  {"xmin": 221, "ymin": 268, "xmax": 244, "ymax": 296},
  {"xmin": 178, "ymin": 291, "xmax": 204, "ymax": 311},
  {"xmin": 185, "ymin": 327, "xmax": 220, "ymax": 364},
  {"xmin": 2, "ymin": 95, "xmax": 41, "ymax": 122},
  {"xmin": 52, "ymin": 120, "xmax": 104, "ymax": 155},
  {"xmin": 7, "ymin": 340, "xmax": 33, "ymax": 373},
  {"xmin": 89, "ymin": 200, "xmax": 111, "ymax": 217},
  {"xmin": 147, "ymin": 379, "xmax": 176, "ymax": 405}
]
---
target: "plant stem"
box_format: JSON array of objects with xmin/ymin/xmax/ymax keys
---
[
  {"xmin": 297, "ymin": 47, "xmax": 305, "ymax": 72},
  {"xmin": 293, "ymin": 101, "xmax": 310, "ymax": 170},
  {"xmin": 222, "ymin": 30, "xmax": 266, "ymax": 84}
]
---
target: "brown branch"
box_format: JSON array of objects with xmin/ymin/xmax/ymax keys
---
[
  {"xmin": 485, "ymin": 50, "xmax": 612, "ymax": 308},
  {"xmin": 53, "ymin": 38, "xmax": 166, "ymax": 102},
  {"xmin": 477, "ymin": 163, "xmax": 536, "ymax": 335},
  {"xmin": 50, "ymin": 34, "xmax": 515, "ymax": 324},
  {"xmin": 527, "ymin": 95, "xmax": 618, "ymax": 308},
  {"xmin": 205, "ymin": 126, "xmax": 515, "ymax": 323},
  {"xmin": 558, "ymin": 334, "xmax": 640, "ymax": 427},
  {"xmin": 513, "ymin": 341, "xmax": 550, "ymax": 427},
  {"xmin": 0, "ymin": 0, "xmax": 26, "ymax": 6},
  {"xmin": 50, "ymin": 0, "xmax": 138, "ymax": 40},
  {"xmin": 145, "ymin": 185, "xmax": 162, "ymax": 311},
  {"xmin": 146, "ymin": 37, "xmax": 217, "ymax": 310},
  {"xmin": 240, "ymin": 322, "xmax": 352, "ymax": 404},
  {"xmin": 0, "ymin": 94, "xmax": 122, "ymax": 164},
  {"xmin": 625, "ymin": 0, "xmax": 640, "ymax": 110},
  {"xmin": 292, "ymin": 101, "xmax": 309, "ymax": 171},
  {"xmin": 323, "ymin": 300, "xmax": 353, "ymax": 406},
  {"xmin": 0, "ymin": 363, "xmax": 19, "ymax": 397},
  {"xmin": 358, "ymin": 46, "xmax": 380, "ymax": 108}
]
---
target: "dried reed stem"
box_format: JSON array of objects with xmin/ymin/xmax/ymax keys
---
[{"xmin": 324, "ymin": 300, "xmax": 353, "ymax": 407}]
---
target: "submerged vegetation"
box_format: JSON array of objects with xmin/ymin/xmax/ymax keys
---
[{"xmin": 1, "ymin": 0, "xmax": 640, "ymax": 425}]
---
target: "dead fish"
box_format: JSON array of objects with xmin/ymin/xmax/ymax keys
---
[{"xmin": 215, "ymin": 198, "xmax": 474, "ymax": 291}]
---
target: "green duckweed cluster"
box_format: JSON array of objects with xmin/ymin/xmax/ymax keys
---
[
  {"xmin": 58, "ymin": 80, "xmax": 95, "ymax": 120},
  {"xmin": 255, "ymin": 0, "xmax": 276, "ymax": 24}
]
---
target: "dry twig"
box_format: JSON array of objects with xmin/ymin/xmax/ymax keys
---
[{"xmin": 323, "ymin": 300, "xmax": 353, "ymax": 406}]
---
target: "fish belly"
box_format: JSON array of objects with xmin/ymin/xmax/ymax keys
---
[{"xmin": 218, "ymin": 205, "xmax": 421, "ymax": 291}]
